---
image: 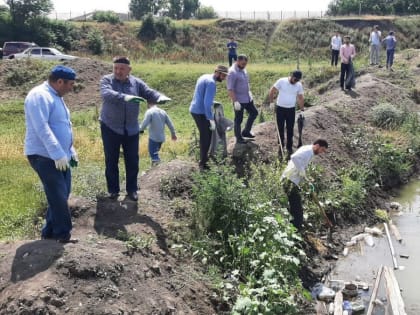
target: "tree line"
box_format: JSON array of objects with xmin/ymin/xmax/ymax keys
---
[{"xmin": 328, "ymin": 0, "xmax": 420, "ymax": 15}]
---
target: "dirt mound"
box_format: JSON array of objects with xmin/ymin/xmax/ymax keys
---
[
  {"xmin": 0, "ymin": 58, "xmax": 112, "ymax": 110},
  {"xmin": 0, "ymin": 160, "xmax": 217, "ymax": 315}
]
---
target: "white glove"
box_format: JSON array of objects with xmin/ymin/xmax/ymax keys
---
[
  {"xmin": 209, "ymin": 120, "xmax": 216, "ymax": 131},
  {"xmin": 55, "ymin": 157, "xmax": 69, "ymax": 171},
  {"xmin": 124, "ymin": 95, "xmax": 145, "ymax": 103},
  {"xmin": 269, "ymin": 102, "xmax": 275, "ymax": 111},
  {"xmin": 249, "ymin": 91, "xmax": 253, "ymax": 102},
  {"xmin": 234, "ymin": 101, "xmax": 241, "ymax": 111},
  {"xmin": 157, "ymin": 95, "xmax": 172, "ymax": 104}
]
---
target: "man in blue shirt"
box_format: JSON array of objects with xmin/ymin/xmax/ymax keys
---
[
  {"xmin": 190, "ymin": 65, "xmax": 228, "ymax": 170},
  {"xmin": 227, "ymin": 54, "xmax": 258, "ymax": 144},
  {"xmin": 227, "ymin": 37, "xmax": 238, "ymax": 67},
  {"xmin": 100, "ymin": 56, "xmax": 170, "ymax": 201},
  {"xmin": 25, "ymin": 65, "xmax": 78, "ymax": 243}
]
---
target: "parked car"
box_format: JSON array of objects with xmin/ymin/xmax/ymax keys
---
[
  {"xmin": 9, "ymin": 47, "xmax": 78, "ymax": 61},
  {"xmin": 2, "ymin": 41, "xmax": 38, "ymax": 59}
]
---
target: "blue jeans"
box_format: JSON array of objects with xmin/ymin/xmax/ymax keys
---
[
  {"xmin": 100, "ymin": 122, "xmax": 139, "ymax": 194},
  {"xmin": 148, "ymin": 138, "xmax": 162, "ymax": 162},
  {"xmin": 27, "ymin": 155, "xmax": 72, "ymax": 240}
]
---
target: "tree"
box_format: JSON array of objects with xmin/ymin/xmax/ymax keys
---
[
  {"xmin": 327, "ymin": 0, "xmax": 419, "ymax": 15},
  {"xmin": 182, "ymin": 0, "xmax": 199, "ymax": 19},
  {"xmin": 129, "ymin": 0, "xmax": 167, "ymax": 20},
  {"xmin": 167, "ymin": 0, "xmax": 200, "ymax": 19},
  {"xmin": 196, "ymin": 5, "xmax": 218, "ymax": 19},
  {"xmin": 6, "ymin": 0, "xmax": 53, "ymax": 25}
]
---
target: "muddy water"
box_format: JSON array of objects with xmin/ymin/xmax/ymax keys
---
[{"xmin": 329, "ymin": 180, "xmax": 420, "ymax": 315}]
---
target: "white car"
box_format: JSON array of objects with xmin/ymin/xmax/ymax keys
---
[{"xmin": 10, "ymin": 47, "xmax": 77, "ymax": 61}]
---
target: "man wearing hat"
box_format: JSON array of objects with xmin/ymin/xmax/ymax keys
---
[
  {"xmin": 227, "ymin": 54, "xmax": 258, "ymax": 144},
  {"xmin": 268, "ymin": 70, "xmax": 305, "ymax": 157},
  {"xmin": 190, "ymin": 65, "xmax": 228, "ymax": 170},
  {"xmin": 24, "ymin": 65, "xmax": 78, "ymax": 243},
  {"xmin": 100, "ymin": 56, "xmax": 171, "ymax": 201}
]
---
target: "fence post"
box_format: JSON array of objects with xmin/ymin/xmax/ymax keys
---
[
  {"xmin": 281, "ymin": 11, "xmax": 282, "ymax": 21},
  {"xmin": 240, "ymin": 11, "xmax": 242, "ymax": 20},
  {"xmin": 308, "ymin": 10, "xmax": 309, "ymax": 18},
  {"xmin": 294, "ymin": 11, "xmax": 296, "ymax": 18},
  {"xmin": 321, "ymin": 11, "xmax": 323, "ymax": 18},
  {"xmin": 69, "ymin": 11, "xmax": 71, "ymax": 20},
  {"xmin": 254, "ymin": 11, "xmax": 255, "ymax": 20}
]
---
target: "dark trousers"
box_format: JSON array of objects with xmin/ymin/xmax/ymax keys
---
[
  {"xmin": 276, "ymin": 106, "xmax": 296, "ymax": 153},
  {"xmin": 331, "ymin": 49, "xmax": 339, "ymax": 66},
  {"xmin": 283, "ymin": 180, "xmax": 303, "ymax": 231},
  {"xmin": 192, "ymin": 113, "xmax": 212, "ymax": 169},
  {"xmin": 386, "ymin": 49, "xmax": 395, "ymax": 67},
  {"xmin": 340, "ymin": 62, "xmax": 350, "ymax": 89},
  {"xmin": 100, "ymin": 122, "xmax": 139, "ymax": 194},
  {"xmin": 228, "ymin": 54, "xmax": 237, "ymax": 67},
  {"xmin": 28, "ymin": 154, "xmax": 72, "ymax": 240},
  {"xmin": 234, "ymin": 100, "xmax": 258, "ymax": 140}
]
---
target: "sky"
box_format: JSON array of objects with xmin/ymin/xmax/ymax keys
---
[{"xmin": 46, "ymin": 0, "xmax": 331, "ymax": 14}]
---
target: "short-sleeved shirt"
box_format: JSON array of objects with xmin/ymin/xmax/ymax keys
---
[
  {"xmin": 331, "ymin": 35, "xmax": 342, "ymax": 50},
  {"xmin": 227, "ymin": 64, "xmax": 251, "ymax": 103},
  {"xmin": 273, "ymin": 77, "xmax": 304, "ymax": 108},
  {"xmin": 227, "ymin": 41, "xmax": 237, "ymax": 55}
]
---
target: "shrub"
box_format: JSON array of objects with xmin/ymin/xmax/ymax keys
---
[
  {"xmin": 92, "ymin": 10, "xmax": 120, "ymax": 24},
  {"xmin": 138, "ymin": 14, "xmax": 157, "ymax": 41},
  {"xmin": 371, "ymin": 103, "xmax": 404, "ymax": 130},
  {"xmin": 191, "ymin": 163, "xmax": 303, "ymax": 314},
  {"xmin": 87, "ymin": 29, "xmax": 105, "ymax": 55}
]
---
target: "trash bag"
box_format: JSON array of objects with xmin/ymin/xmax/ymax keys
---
[
  {"xmin": 209, "ymin": 102, "xmax": 233, "ymax": 158},
  {"xmin": 345, "ymin": 60, "xmax": 356, "ymax": 89}
]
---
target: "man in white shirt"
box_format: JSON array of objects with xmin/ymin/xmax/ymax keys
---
[
  {"xmin": 330, "ymin": 31, "xmax": 342, "ymax": 67},
  {"xmin": 369, "ymin": 25, "xmax": 382, "ymax": 65},
  {"xmin": 281, "ymin": 139, "xmax": 329, "ymax": 230},
  {"xmin": 268, "ymin": 70, "xmax": 305, "ymax": 157}
]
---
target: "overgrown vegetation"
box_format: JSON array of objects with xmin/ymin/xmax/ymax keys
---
[{"xmin": 191, "ymin": 163, "xmax": 304, "ymax": 314}]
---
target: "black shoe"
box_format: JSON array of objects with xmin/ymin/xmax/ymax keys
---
[
  {"xmin": 57, "ymin": 238, "xmax": 79, "ymax": 244},
  {"xmin": 236, "ymin": 138, "xmax": 248, "ymax": 144},
  {"xmin": 127, "ymin": 191, "xmax": 138, "ymax": 201},
  {"xmin": 241, "ymin": 131, "xmax": 255, "ymax": 138},
  {"xmin": 109, "ymin": 192, "xmax": 119, "ymax": 200}
]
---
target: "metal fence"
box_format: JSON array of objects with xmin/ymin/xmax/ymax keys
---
[{"xmin": 49, "ymin": 10, "xmax": 326, "ymax": 21}]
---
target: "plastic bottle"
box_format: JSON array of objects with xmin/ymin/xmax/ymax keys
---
[{"xmin": 343, "ymin": 300, "xmax": 352, "ymax": 315}]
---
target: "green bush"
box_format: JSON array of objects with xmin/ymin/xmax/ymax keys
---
[
  {"xmin": 92, "ymin": 10, "xmax": 120, "ymax": 24},
  {"xmin": 191, "ymin": 163, "xmax": 303, "ymax": 314},
  {"xmin": 87, "ymin": 29, "xmax": 105, "ymax": 55},
  {"xmin": 371, "ymin": 103, "xmax": 404, "ymax": 130},
  {"xmin": 138, "ymin": 14, "xmax": 157, "ymax": 41}
]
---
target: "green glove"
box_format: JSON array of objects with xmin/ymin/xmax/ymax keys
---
[
  {"xmin": 309, "ymin": 183, "xmax": 315, "ymax": 193},
  {"xmin": 70, "ymin": 157, "xmax": 78, "ymax": 168},
  {"xmin": 124, "ymin": 95, "xmax": 146, "ymax": 103}
]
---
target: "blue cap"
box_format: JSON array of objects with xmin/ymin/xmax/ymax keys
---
[{"xmin": 51, "ymin": 65, "xmax": 76, "ymax": 80}]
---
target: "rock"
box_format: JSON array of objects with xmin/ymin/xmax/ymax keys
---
[
  {"xmin": 150, "ymin": 262, "xmax": 161, "ymax": 275},
  {"xmin": 364, "ymin": 234, "xmax": 375, "ymax": 247},
  {"xmin": 364, "ymin": 227, "xmax": 383, "ymax": 236},
  {"xmin": 50, "ymin": 298, "xmax": 65, "ymax": 308}
]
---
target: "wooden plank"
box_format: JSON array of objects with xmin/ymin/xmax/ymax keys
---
[
  {"xmin": 384, "ymin": 223, "xmax": 399, "ymax": 269},
  {"xmin": 333, "ymin": 291, "xmax": 343, "ymax": 315},
  {"xmin": 366, "ymin": 265, "xmax": 384, "ymax": 315},
  {"xmin": 384, "ymin": 266, "xmax": 407, "ymax": 315},
  {"xmin": 390, "ymin": 221, "xmax": 403, "ymax": 242},
  {"xmin": 315, "ymin": 301, "xmax": 328, "ymax": 315}
]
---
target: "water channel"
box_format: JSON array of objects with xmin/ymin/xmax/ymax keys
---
[{"xmin": 328, "ymin": 179, "xmax": 420, "ymax": 314}]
